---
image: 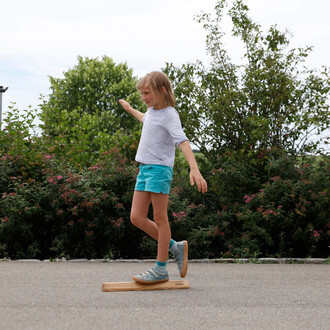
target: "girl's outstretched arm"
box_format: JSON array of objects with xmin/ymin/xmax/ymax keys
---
[
  {"xmin": 179, "ymin": 141, "xmax": 208, "ymax": 193},
  {"xmin": 118, "ymin": 99, "xmax": 144, "ymax": 122}
]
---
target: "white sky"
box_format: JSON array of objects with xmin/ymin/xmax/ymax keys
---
[{"xmin": 1, "ymin": 0, "xmax": 330, "ymax": 116}]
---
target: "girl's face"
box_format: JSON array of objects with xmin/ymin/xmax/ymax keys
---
[
  {"xmin": 140, "ymin": 87, "xmax": 156, "ymax": 108},
  {"xmin": 140, "ymin": 86, "xmax": 167, "ymax": 109}
]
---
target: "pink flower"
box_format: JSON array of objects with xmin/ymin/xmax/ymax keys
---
[
  {"xmin": 244, "ymin": 195, "xmax": 252, "ymax": 203},
  {"xmin": 271, "ymin": 176, "xmax": 281, "ymax": 182},
  {"xmin": 172, "ymin": 211, "xmax": 186, "ymax": 223},
  {"xmin": 218, "ymin": 168, "xmax": 223, "ymax": 171},
  {"xmin": 88, "ymin": 165, "xmax": 99, "ymax": 171},
  {"xmin": 313, "ymin": 230, "xmax": 320, "ymax": 238},
  {"xmin": 115, "ymin": 217, "xmax": 124, "ymax": 227},
  {"xmin": 46, "ymin": 155, "xmax": 51, "ymax": 159},
  {"xmin": 57, "ymin": 176, "xmax": 63, "ymax": 180}
]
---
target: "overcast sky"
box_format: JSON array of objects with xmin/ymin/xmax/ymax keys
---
[{"xmin": 1, "ymin": 0, "xmax": 330, "ymax": 116}]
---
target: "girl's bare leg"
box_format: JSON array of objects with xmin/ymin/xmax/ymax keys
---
[
  {"xmin": 151, "ymin": 192, "xmax": 170, "ymax": 263},
  {"xmin": 130, "ymin": 190, "xmax": 171, "ymax": 263},
  {"xmin": 130, "ymin": 190, "xmax": 158, "ymax": 240}
]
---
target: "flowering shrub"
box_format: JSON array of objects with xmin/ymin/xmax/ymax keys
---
[
  {"xmin": 0, "ymin": 107, "xmax": 329, "ymax": 259},
  {"xmin": 168, "ymin": 151, "xmax": 329, "ymax": 258},
  {"xmin": 236, "ymin": 158, "xmax": 329, "ymax": 257},
  {"xmin": 0, "ymin": 112, "xmax": 142, "ymax": 259},
  {"xmin": 0, "ymin": 146, "xmax": 142, "ymax": 259}
]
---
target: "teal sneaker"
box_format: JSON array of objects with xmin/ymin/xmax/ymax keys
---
[
  {"xmin": 172, "ymin": 240, "xmax": 188, "ymax": 278},
  {"xmin": 132, "ymin": 266, "xmax": 169, "ymax": 284}
]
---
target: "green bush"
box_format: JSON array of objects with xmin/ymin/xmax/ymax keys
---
[
  {"xmin": 0, "ymin": 143, "xmax": 144, "ymax": 259},
  {"xmin": 237, "ymin": 158, "xmax": 329, "ymax": 257},
  {"xmin": 0, "ymin": 109, "xmax": 329, "ymax": 259},
  {"xmin": 0, "ymin": 106, "xmax": 143, "ymax": 259},
  {"xmin": 167, "ymin": 152, "xmax": 329, "ymax": 258}
]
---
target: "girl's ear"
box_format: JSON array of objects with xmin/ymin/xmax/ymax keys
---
[{"xmin": 162, "ymin": 86, "xmax": 167, "ymax": 94}]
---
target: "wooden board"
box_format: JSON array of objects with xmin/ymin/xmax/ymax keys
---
[{"xmin": 102, "ymin": 280, "xmax": 189, "ymax": 292}]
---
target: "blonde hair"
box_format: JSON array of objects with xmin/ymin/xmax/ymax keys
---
[{"xmin": 137, "ymin": 71, "xmax": 176, "ymax": 107}]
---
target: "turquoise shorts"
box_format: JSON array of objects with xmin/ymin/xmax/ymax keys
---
[{"xmin": 135, "ymin": 164, "xmax": 173, "ymax": 194}]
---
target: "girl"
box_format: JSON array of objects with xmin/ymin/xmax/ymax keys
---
[{"xmin": 119, "ymin": 71, "xmax": 207, "ymax": 284}]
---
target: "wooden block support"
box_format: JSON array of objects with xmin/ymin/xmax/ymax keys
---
[{"xmin": 102, "ymin": 280, "xmax": 190, "ymax": 292}]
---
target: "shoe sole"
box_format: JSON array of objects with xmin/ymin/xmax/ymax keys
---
[
  {"xmin": 180, "ymin": 240, "xmax": 188, "ymax": 278},
  {"xmin": 132, "ymin": 277, "xmax": 169, "ymax": 285}
]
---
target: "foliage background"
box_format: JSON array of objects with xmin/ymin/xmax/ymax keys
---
[{"xmin": 0, "ymin": 0, "xmax": 329, "ymax": 259}]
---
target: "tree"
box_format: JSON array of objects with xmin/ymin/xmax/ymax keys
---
[
  {"xmin": 165, "ymin": 0, "xmax": 330, "ymax": 160},
  {"xmin": 39, "ymin": 56, "xmax": 144, "ymax": 163}
]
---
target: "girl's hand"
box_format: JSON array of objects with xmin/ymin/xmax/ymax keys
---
[
  {"xmin": 190, "ymin": 168, "xmax": 208, "ymax": 193},
  {"xmin": 118, "ymin": 99, "xmax": 145, "ymax": 122},
  {"xmin": 178, "ymin": 141, "xmax": 207, "ymax": 193},
  {"xmin": 118, "ymin": 99, "xmax": 132, "ymax": 112}
]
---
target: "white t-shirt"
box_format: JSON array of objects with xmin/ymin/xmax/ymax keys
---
[{"xmin": 135, "ymin": 107, "xmax": 189, "ymax": 168}]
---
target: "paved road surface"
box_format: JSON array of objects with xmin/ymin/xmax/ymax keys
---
[{"xmin": 0, "ymin": 261, "xmax": 329, "ymax": 329}]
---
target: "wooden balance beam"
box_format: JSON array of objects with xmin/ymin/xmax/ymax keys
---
[{"xmin": 102, "ymin": 280, "xmax": 190, "ymax": 292}]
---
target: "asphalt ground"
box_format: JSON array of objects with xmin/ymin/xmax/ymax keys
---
[{"xmin": 0, "ymin": 261, "xmax": 329, "ymax": 330}]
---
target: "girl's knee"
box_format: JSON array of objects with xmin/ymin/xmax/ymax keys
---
[
  {"xmin": 153, "ymin": 212, "xmax": 168, "ymax": 227},
  {"xmin": 130, "ymin": 213, "xmax": 143, "ymax": 228}
]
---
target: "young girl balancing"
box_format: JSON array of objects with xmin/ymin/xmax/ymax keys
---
[{"xmin": 119, "ymin": 71, "xmax": 207, "ymax": 284}]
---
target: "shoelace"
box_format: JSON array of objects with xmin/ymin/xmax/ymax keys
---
[{"xmin": 139, "ymin": 267, "xmax": 164, "ymax": 278}]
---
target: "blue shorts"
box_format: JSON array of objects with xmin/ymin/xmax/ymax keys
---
[{"xmin": 135, "ymin": 164, "xmax": 173, "ymax": 194}]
